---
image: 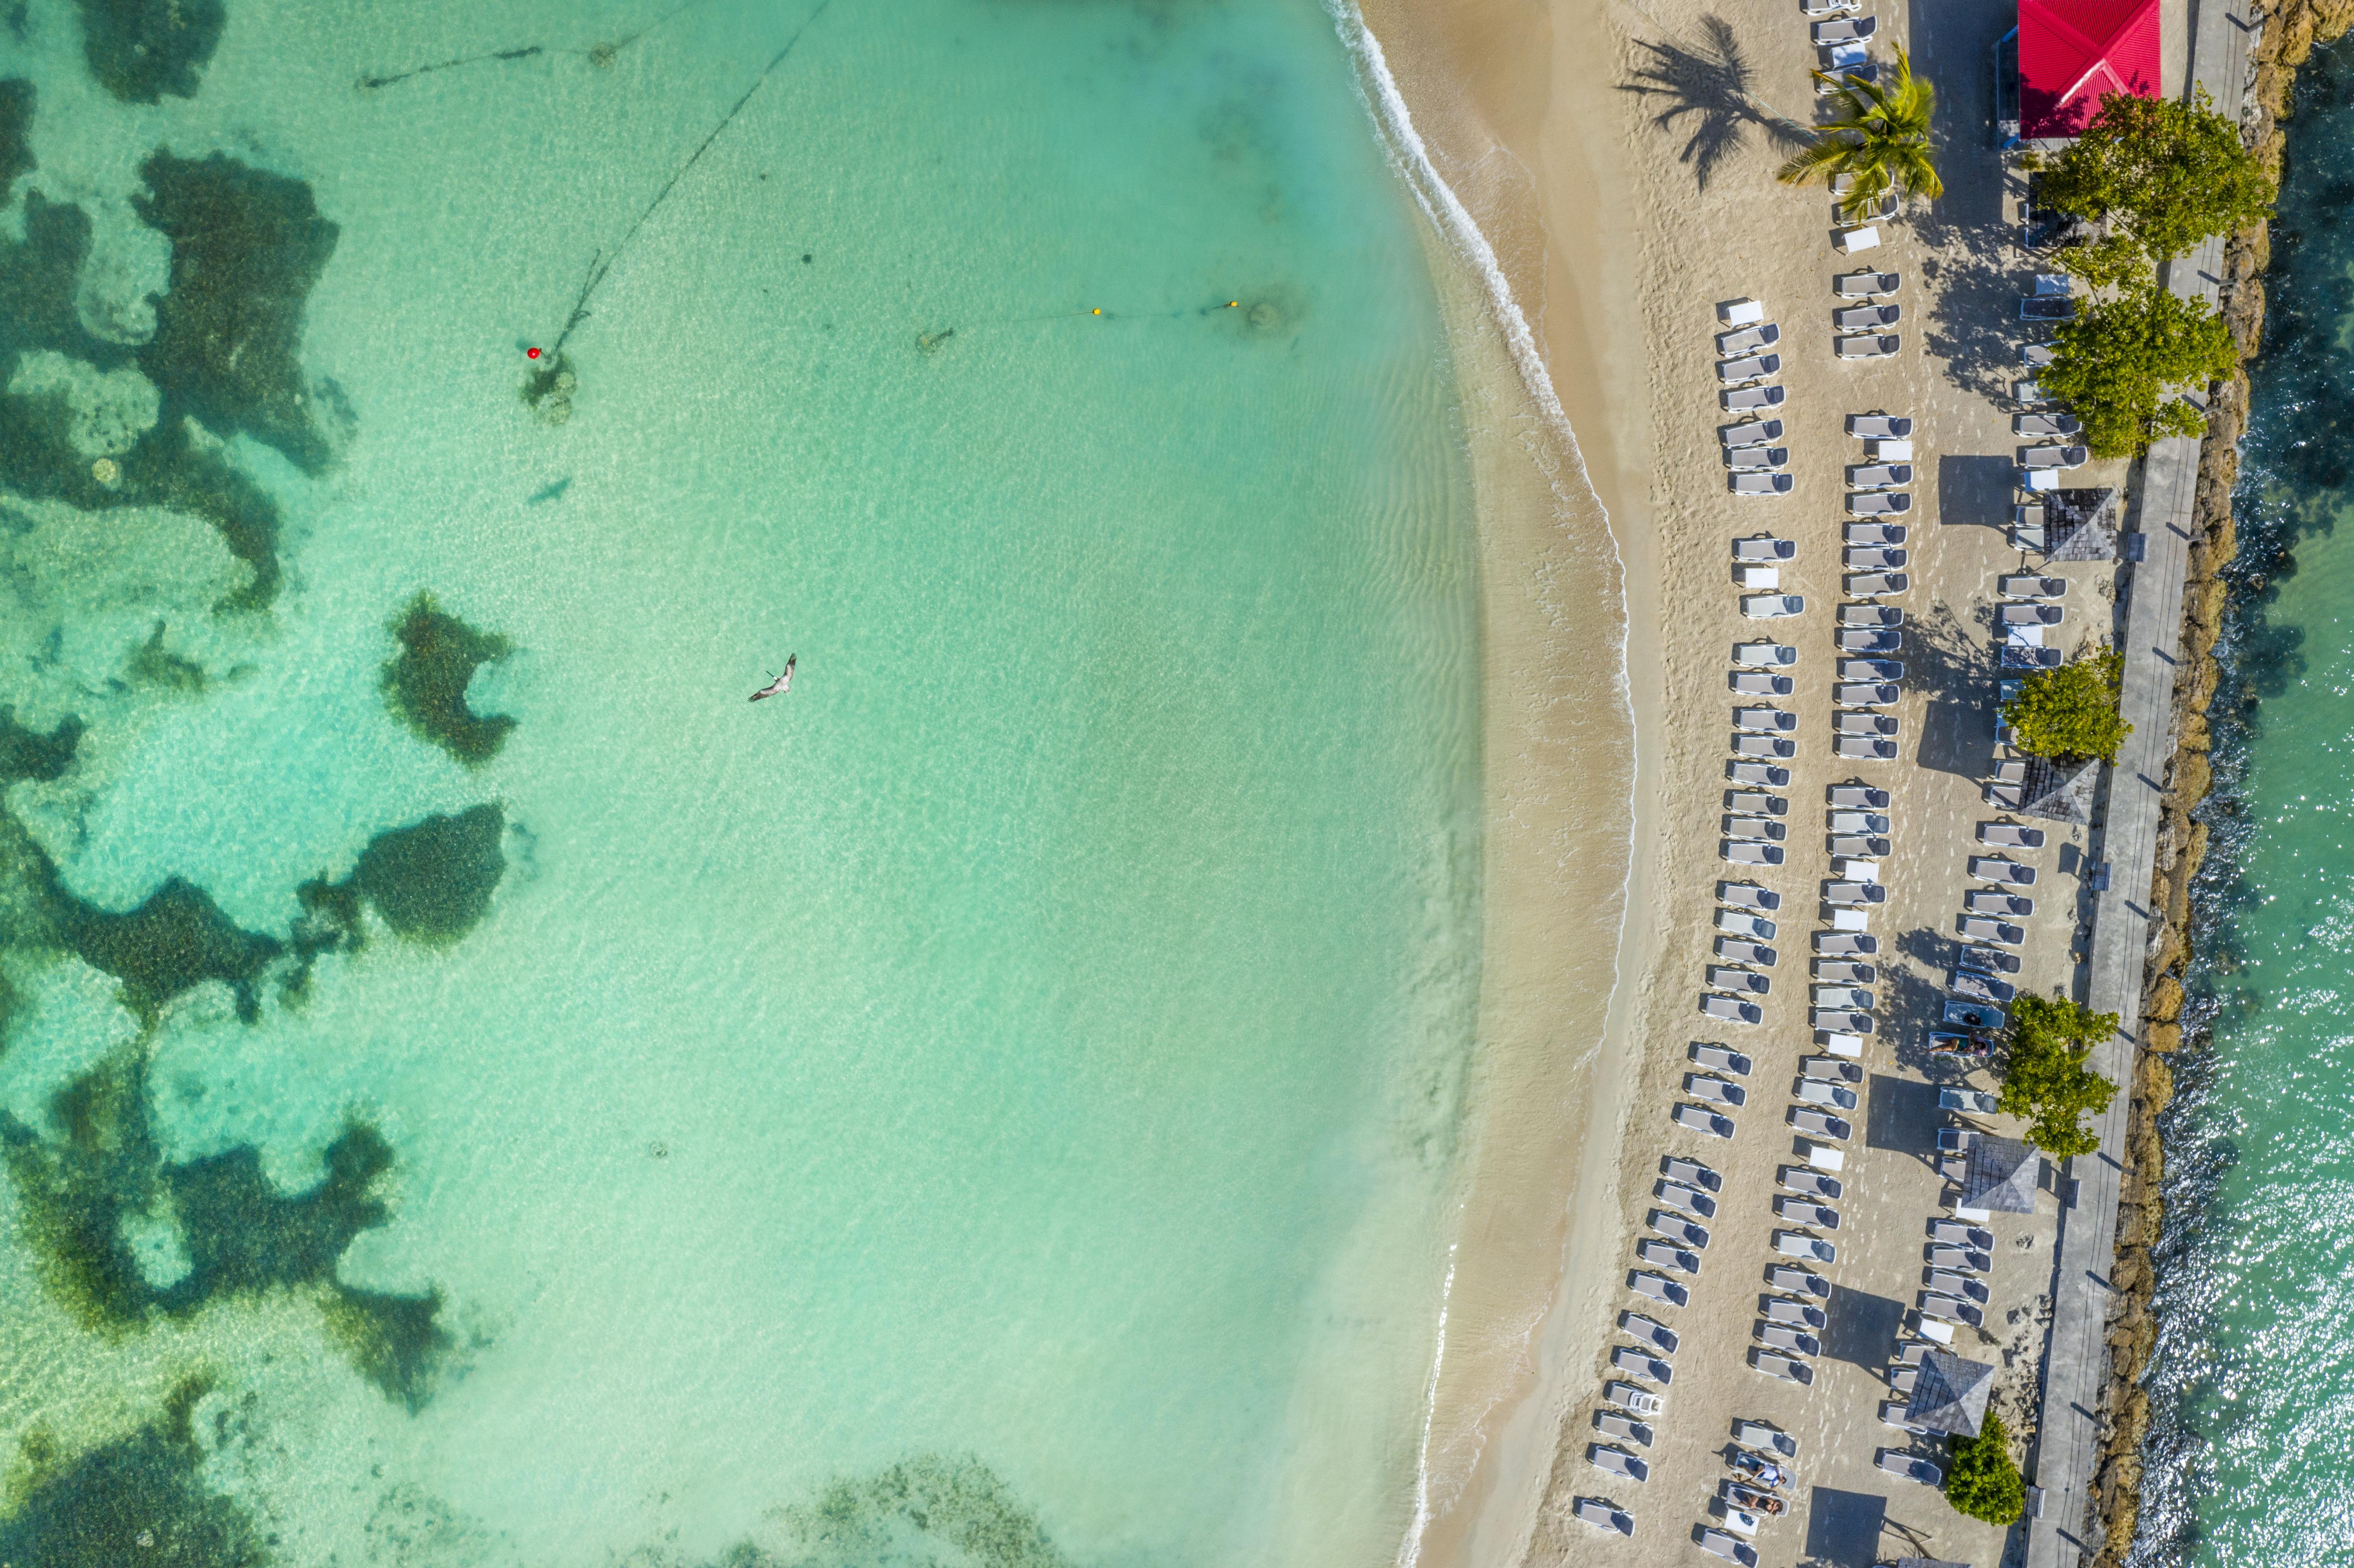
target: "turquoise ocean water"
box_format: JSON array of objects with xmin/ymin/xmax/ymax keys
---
[
  {"xmin": 0, "ymin": 2, "xmax": 1491, "ymax": 1564},
  {"xmin": 2133, "ymin": 36, "xmax": 2354, "ymax": 1568}
]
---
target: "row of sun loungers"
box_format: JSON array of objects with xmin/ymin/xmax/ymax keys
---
[{"xmin": 1718, "ymin": 299, "xmax": 1797, "ymax": 496}]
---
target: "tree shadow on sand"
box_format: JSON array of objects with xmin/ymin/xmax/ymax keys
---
[{"xmin": 1622, "ymin": 17, "xmax": 1811, "ymax": 192}]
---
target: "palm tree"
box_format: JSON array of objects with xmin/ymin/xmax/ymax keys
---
[{"xmin": 1776, "ymin": 48, "xmax": 1941, "ymax": 221}]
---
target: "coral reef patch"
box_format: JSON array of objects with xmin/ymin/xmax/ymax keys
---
[
  {"xmin": 0, "ymin": 1052, "xmax": 450, "ymax": 1406},
  {"xmin": 0, "ymin": 707, "xmax": 81, "ymax": 783},
  {"xmin": 0, "ymin": 77, "xmax": 31, "ymax": 199},
  {"xmin": 131, "ymin": 152, "xmax": 338, "ymax": 475},
  {"xmin": 381, "ymin": 594, "xmax": 516, "ymax": 765},
  {"xmin": 779, "ymin": 1455, "xmax": 1073, "ymax": 1568},
  {"xmin": 0, "ymin": 1378, "xmax": 269, "ymax": 1568},
  {"xmin": 73, "ymin": 0, "xmax": 229, "ymax": 105}
]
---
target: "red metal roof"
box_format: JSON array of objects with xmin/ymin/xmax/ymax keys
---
[{"xmin": 2018, "ymin": 0, "xmax": 2163, "ymax": 139}]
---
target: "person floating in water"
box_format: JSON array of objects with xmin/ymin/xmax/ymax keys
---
[{"xmin": 749, "ymin": 655, "xmax": 796, "ymax": 703}]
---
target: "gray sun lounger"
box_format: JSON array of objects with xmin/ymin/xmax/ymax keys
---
[
  {"xmin": 1834, "ymin": 270, "xmax": 1899, "ymax": 299},
  {"xmin": 1730, "ymin": 760, "xmax": 1791, "ymax": 787},
  {"xmin": 1789, "ymin": 1107, "xmax": 1851, "ymax": 1140},
  {"xmin": 1844, "ymin": 492, "xmax": 1912, "ymax": 517},
  {"xmin": 1700, "ymin": 1527, "xmax": 1760, "ymax": 1565},
  {"xmin": 1845, "ymin": 547, "xmax": 1908, "ymax": 569},
  {"xmin": 1731, "ymin": 472, "xmax": 1795, "ymax": 496},
  {"xmin": 1930, "ymin": 1219, "xmax": 1996, "ymax": 1249},
  {"xmin": 1957, "ymin": 916, "xmax": 2025, "ymax": 945},
  {"xmin": 1836, "ymin": 333, "xmax": 1902, "ymax": 359},
  {"xmin": 1841, "ymin": 603, "xmax": 1903, "ymax": 627},
  {"xmin": 1733, "ymin": 535, "xmax": 1797, "ymax": 561},
  {"xmin": 1732, "ymin": 1419, "xmax": 1797, "ymax": 1457},
  {"xmin": 1731, "ymin": 736, "xmax": 1795, "ymax": 761},
  {"xmin": 1845, "ymin": 412, "xmax": 1912, "ymax": 436},
  {"xmin": 1691, "ymin": 1043, "xmax": 1753, "ymax": 1075},
  {"xmin": 1835, "ymin": 712, "xmax": 1898, "ymax": 737},
  {"xmin": 1664, "ymin": 1155, "xmax": 1722, "ymax": 1190},
  {"xmin": 1714, "ymin": 938, "xmax": 1775, "ymax": 966},
  {"xmin": 1980, "ymin": 821, "xmax": 2047, "ymax": 847},
  {"xmin": 1768, "ymin": 1264, "xmax": 1829, "ymax": 1297},
  {"xmin": 1722, "ymin": 384, "xmax": 1788, "ymax": 412},
  {"xmin": 2023, "ymin": 343, "xmax": 2058, "ymax": 368},
  {"xmin": 2000, "ymin": 574, "xmax": 2068, "ymax": 599},
  {"xmin": 1719, "ymin": 353, "xmax": 1783, "ymax": 383},
  {"xmin": 1612, "ymin": 1346, "xmax": 1675, "ymax": 1384},
  {"xmin": 1629, "ymin": 1269, "xmax": 1690, "ymax": 1307},
  {"xmin": 1844, "ymin": 464, "xmax": 1912, "ymax": 490},
  {"xmin": 1717, "ymin": 323, "xmax": 1782, "ymax": 355},
  {"xmin": 1877, "ymin": 1450, "xmax": 1943, "ymax": 1486},
  {"xmin": 1621, "ymin": 1311, "xmax": 1679, "ymax": 1354},
  {"xmin": 1969, "ymin": 856, "xmax": 2035, "ymax": 886},
  {"xmin": 1729, "ymin": 671, "xmax": 1793, "ymax": 695},
  {"xmin": 1573, "ymin": 1497, "xmax": 1635, "ymax": 1536},
  {"xmin": 1845, "ymin": 522, "xmax": 1907, "ymax": 546},
  {"xmin": 1834, "ymin": 303, "xmax": 1901, "ymax": 331},
  {"xmin": 1588, "ymin": 1444, "xmax": 1650, "ymax": 1482},
  {"xmin": 1659, "ymin": 1180, "xmax": 1720, "ymax": 1220},
  {"xmin": 1722, "ymin": 417, "xmax": 1787, "ymax": 448},
  {"xmin": 1810, "ymin": 959, "xmax": 1875, "ymax": 983},
  {"xmin": 1726, "ymin": 446, "xmax": 1791, "ymax": 471},
  {"xmin": 2020, "ymin": 444, "xmax": 2090, "ymax": 469},
  {"xmin": 1700, "ymin": 994, "xmax": 1764, "ymax": 1024},
  {"xmin": 1749, "ymin": 1349, "xmax": 1814, "ymax": 1386},
  {"xmin": 1827, "ymin": 808, "xmax": 1889, "ymax": 831},
  {"xmin": 1964, "ymin": 890, "xmax": 2033, "ymax": 917},
  {"xmin": 1999, "ymin": 602, "xmax": 2066, "ymax": 624},
  {"xmin": 1719, "ymin": 882, "xmax": 1781, "ymax": 911},
  {"xmin": 1834, "ymin": 683, "xmax": 1898, "ymax": 707},
  {"xmin": 1812, "ymin": 13, "xmax": 1877, "ymax": 41},
  {"xmin": 1762, "ymin": 1295, "xmax": 1829, "ymax": 1330},
  {"xmin": 2015, "ymin": 411, "xmax": 2082, "ymax": 437},
  {"xmin": 1836, "ymin": 630, "xmax": 1900, "ymax": 653},
  {"xmin": 1844, "ymin": 572, "xmax": 1910, "ymax": 595},
  {"xmin": 1672, "ymin": 1105, "xmax": 1735, "ymax": 1140},
  {"xmin": 1639, "ymin": 1238, "xmax": 1703, "ymax": 1274}
]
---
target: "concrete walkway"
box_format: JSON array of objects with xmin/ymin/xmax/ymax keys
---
[{"xmin": 2023, "ymin": 0, "xmax": 2254, "ymax": 1560}]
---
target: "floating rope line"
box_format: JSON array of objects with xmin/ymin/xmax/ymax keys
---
[
  {"xmin": 358, "ymin": 0, "xmax": 714, "ymax": 90},
  {"xmin": 921, "ymin": 299, "xmax": 1251, "ymax": 344},
  {"xmin": 550, "ymin": 0, "xmax": 833, "ymax": 356},
  {"xmin": 359, "ymin": 45, "xmax": 542, "ymax": 91}
]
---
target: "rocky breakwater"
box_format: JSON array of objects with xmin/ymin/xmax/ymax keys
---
[{"xmin": 2088, "ymin": 3, "xmax": 2354, "ymax": 1560}]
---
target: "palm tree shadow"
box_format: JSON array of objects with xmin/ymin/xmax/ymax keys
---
[{"xmin": 1622, "ymin": 16, "xmax": 1811, "ymax": 191}]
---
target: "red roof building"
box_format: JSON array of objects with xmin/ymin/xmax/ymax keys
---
[{"xmin": 2016, "ymin": 0, "xmax": 2163, "ymax": 139}]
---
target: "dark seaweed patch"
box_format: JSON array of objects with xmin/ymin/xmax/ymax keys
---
[
  {"xmin": 0, "ymin": 78, "xmax": 31, "ymax": 202},
  {"xmin": 132, "ymin": 152, "xmax": 338, "ymax": 475},
  {"xmin": 349, "ymin": 805, "xmax": 505, "ymax": 943},
  {"xmin": 780, "ymin": 1455, "xmax": 1073, "ymax": 1568},
  {"xmin": 0, "ymin": 1378, "xmax": 269, "ymax": 1568},
  {"xmin": 127, "ymin": 622, "xmax": 207, "ymax": 693},
  {"xmin": 0, "ymin": 806, "xmax": 278, "ymax": 1022},
  {"xmin": 322, "ymin": 1286, "xmax": 451, "ymax": 1414},
  {"xmin": 73, "ymin": 0, "xmax": 228, "ymax": 105},
  {"xmin": 381, "ymin": 595, "xmax": 516, "ymax": 765},
  {"xmin": 0, "ymin": 188, "xmax": 287, "ymax": 607},
  {"xmin": 0, "ymin": 707, "xmax": 81, "ymax": 782},
  {"xmin": 57, "ymin": 879, "xmax": 282, "ymax": 1025},
  {"xmin": 0, "ymin": 1054, "xmax": 449, "ymax": 1406}
]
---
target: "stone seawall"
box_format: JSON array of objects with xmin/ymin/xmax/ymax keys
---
[{"xmin": 2089, "ymin": 5, "xmax": 2354, "ymax": 1559}]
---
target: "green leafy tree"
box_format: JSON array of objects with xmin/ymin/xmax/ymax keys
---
[
  {"xmin": 1945, "ymin": 1413, "xmax": 2027, "ymax": 1525},
  {"xmin": 2002, "ymin": 645, "xmax": 2129, "ymax": 763},
  {"xmin": 1777, "ymin": 49, "xmax": 1942, "ymax": 221},
  {"xmin": 2042, "ymin": 282, "xmax": 2237, "ymax": 458},
  {"xmin": 2038, "ymin": 89, "xmax": 2274, "ymax": 268},
  {"xmin": 1998, "ymin": 995, "xmax": 2120, "ymax": 1159}
]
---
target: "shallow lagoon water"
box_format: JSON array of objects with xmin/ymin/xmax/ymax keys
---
[{"xmin": 0, "ymin": 2, "xmax": 1487, "ymax": 1563}]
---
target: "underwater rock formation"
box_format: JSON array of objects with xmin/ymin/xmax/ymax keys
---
[
  {"xmin": 0, "ymin": 707, "xmax": 82, "ymax": 783},
  {"xmin": 781, "ymin": 1455, "xmax": 1074, "ymax": 1568},
  {"xmin": 381, "ymin": 594, "xmax": 517, "ymax": 765},
  {"xmin": 0, "ymin": 1052, "xmax": 451, "ymax": 1407},
  {"xmin": 0, "ymin": 186, "xmax": 291, "ymax": 607},
  {"xmin": 0, "ymin": 76, "xmax": 30, "ymax": 199},
  {"xmin": 0, "ymin": 1379, "xmax": 270, "ymax": 1568},
  {"xmin": 74, "ymin": 0, "xmax": 229, "ymax": 105},
  {"xmin": 131, "ymin": 151, "xmax": 338, "ymax": 475}
]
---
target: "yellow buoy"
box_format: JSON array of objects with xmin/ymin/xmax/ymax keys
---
[{"xmin": 1093, "ymin": 308, "xmax": 1102, "ymax": 315}]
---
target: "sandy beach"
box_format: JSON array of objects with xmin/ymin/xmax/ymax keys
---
[{"xmin": 1350, "ymin": 0, "xmax": 2137, "ymax": 1562}]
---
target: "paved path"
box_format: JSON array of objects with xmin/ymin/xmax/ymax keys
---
[{"xmin": 2023, "ymin": 0, "xmax": 2254, "ymax": 1561}]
